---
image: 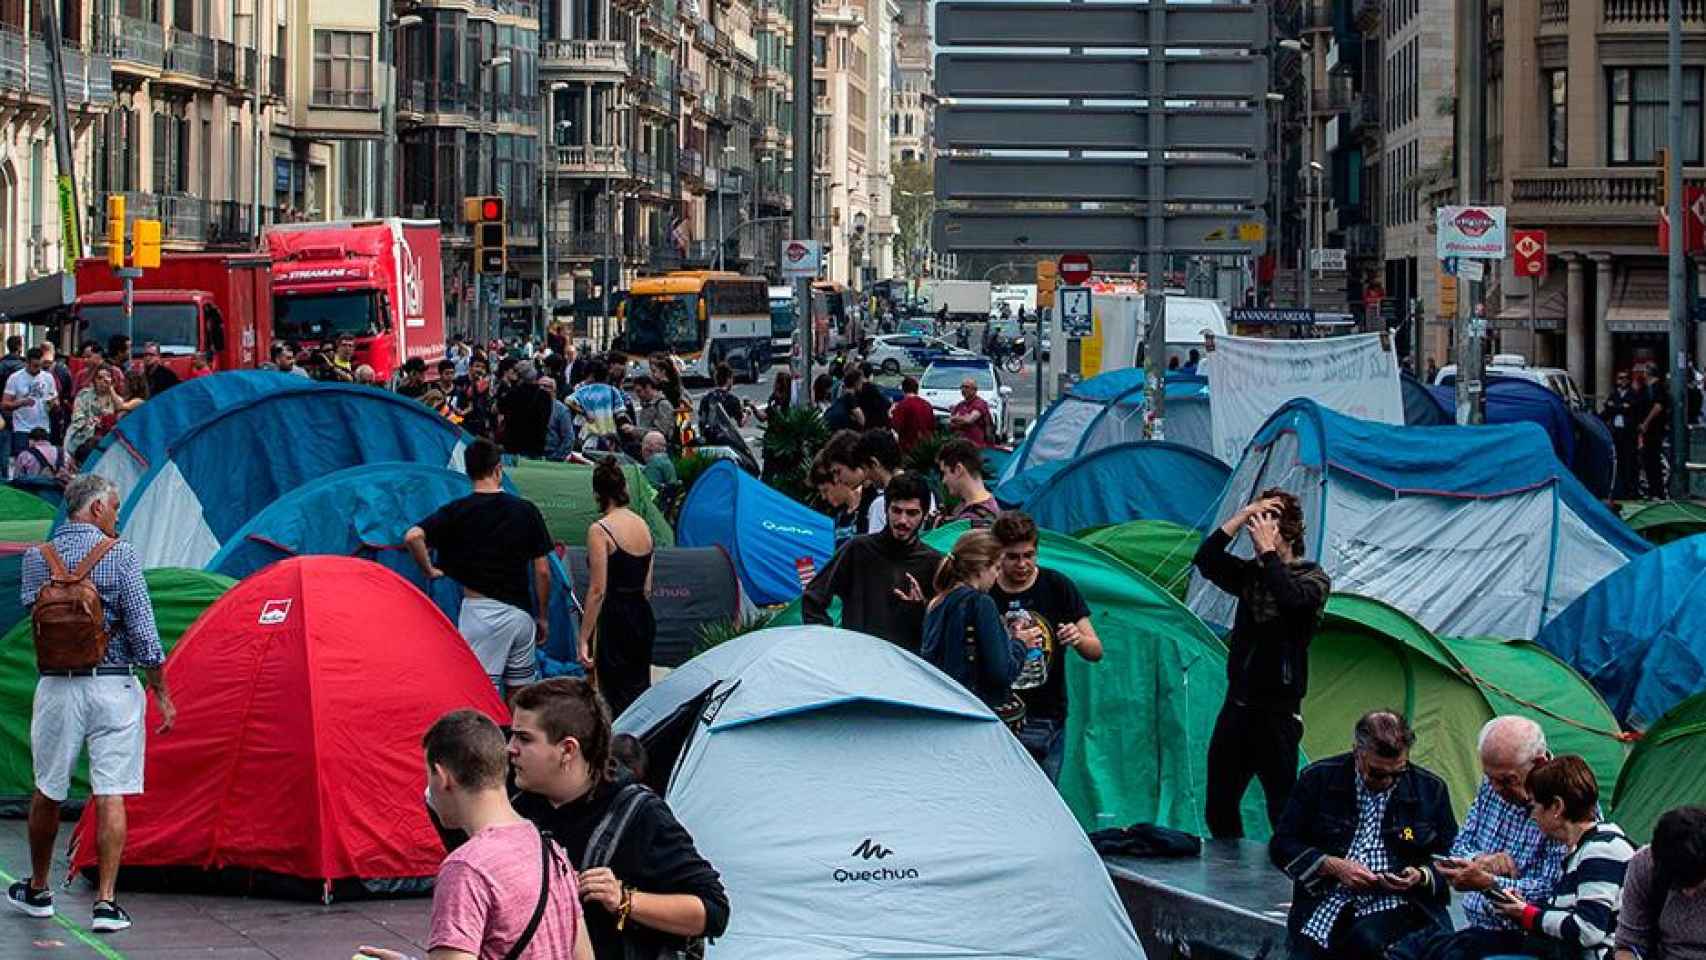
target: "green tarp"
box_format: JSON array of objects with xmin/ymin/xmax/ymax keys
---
[
  {"xmin": 507, "ymin": 460, "xmax": 675, "ymax": 548},
  {"xmin": 1620, "ymin": 500, "xmax": 1706, "ymax": 546},
  {"xmin": 0, "ymin": 485, "xmax": 54, "ymax": 543},
  {"xmin": 1077, "ymin": 520, "xmax": 1202, "ymax": 602},
  {"xmin": 1612, "ymin": 691, "xmax": 1706, "ymax": 844},
  {"xmin": 0, "ymin": 567, "xmax": 233, "ymax": 808}
]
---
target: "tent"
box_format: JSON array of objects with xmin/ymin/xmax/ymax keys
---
[
  {"xmin": 677, "ymin": 459, "xmax": 833, "ymax": 606},
  {"xmin": 1077, "ymin": 520, "xmax": 1202, "ymax": 601},
  {"xmin": 506, "ymin": 458, "xmax": 674, "ymax": 547},
  {"xmin": 1610, "ymin": 691, "xmax": 1706, "ymax": 844},
  {"xmin": 1401, "ymin": 371, "xmax": 1450, "ymax": 425},
  {"xmin": 614, "ymin": 626, "xmax": 1144, "ymax": 959},
  {"xmin": 1020, "ymin": 441, "xmax": 1229, "ymax": 535},
  {"xmin": 202, "ymin": 463, "xmax": 581, "ymax": 660},
  {"xmin": 0, "ymin": 484, "xmax": 53, "ymax": 542},
  {"xmin": 0, "ymin": 568, "xmax": 233, "ymax": 812},
  {"xmin": 117, "ymin": 384, "xmax": 470, "ymax": 569},
  {"xmin": 564, "ymin": 545, "xmax": 753, "ymax": 668},
  {"xmin": 1536, "ymin": 533, "xmax": 1706, "ymax": 730},
  {"xmin": 1427, "ymin": 378, "xmax": 1615, "ymax": 499},
  {"xmin": 1621, "ymin": 500, "xmax": 1706, "ymax": 545},
  {"xmin": 1188, "ymin": 399, "xmax": 1648, "ymax": 640},
  {"xmin": 69, "ymin": 557, "xmax": 507, "ymax": 899}
]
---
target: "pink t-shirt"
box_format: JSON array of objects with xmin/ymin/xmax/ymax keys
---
[{"xmin": 429, "ymin": 821, "xmax": 582, "ymax": 960}]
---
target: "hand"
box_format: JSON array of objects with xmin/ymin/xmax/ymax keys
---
[
  {"xmin": 1491, "ymin": 892, "xmax": 1529, "ymax": 921},
  {"xmin": 1248, "ymin": 512, "xmax": 1283, "ymax": 554},
  {"xmin": 424, "ymin": 565, "xmax": 446, "ymax": 580},
  {"xmin": 1474, "ymin": 852, "xmax": 1517, "ymax": 878},
  {"xmin": 154, "ymin": 690, "xmax": 176, "ymax": 735},
  {"xmin": 354, "ymin": 948, "xmax": 409, "ymax": 960},
  {"xmin": 1326, "ymin": 857, "xmax": 1380, "ymax": 892},
  {"xmin": 1238, "ymin": 497, "xmax": 1280, "ymax": 522},
  {"xmin": 1378, "ymin": 867, "xmax": 1423, "ymax": 892},
  {"xmin": 535, "ymin": 616, "xmax": 550, "ymax": 648},
  {"xmin": 578, "ymin": 640, "xmax": 594, "ymax": 670},
  {"xmin": 1057, "ymin": 621, "xmax": 1082, "ymax": 648},
  {"xmin": 893, "ymin": 574, "xmax": 925, "ymax": 604},
  {"xmin": 578, "ymin": 867, "xmax": 625, "ymax": 913},
  {"xmin": 1437, "ymin": 859, "xmax": 1497, "ymax": 892}
]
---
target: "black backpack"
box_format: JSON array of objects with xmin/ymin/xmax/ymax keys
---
[{"xmin": 580, "ymin": 783, "xmax": 704, "ymax": 960}]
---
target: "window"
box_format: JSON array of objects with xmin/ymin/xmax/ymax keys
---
[
  {"xmin": 312, "ymin": 30, "xmax": 373, "ymax": 108},
  {"xmin": 812, "ymin": 35, "xmax": 826, "ymax": 67},
  {"xmin": 1607, "ymin": 66, "xmax": 1703, "ymax": 165},
  {"xmin": 230, "ymin": 121, "xmax": 243, "ymax": 202}
]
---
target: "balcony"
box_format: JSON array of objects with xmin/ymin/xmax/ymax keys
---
[
  {"xmin": 733, "ymin": 95, "xmax": 754, "ymax": 122},
  {"xmin": 1355, "ymin": 0, "xmax": 1381, "ymax": 28},
  {"xmin": 632, "ymin": 152, "xmax": 657, "ymax": 181},
  {"xmin": 1312, "ymin": 81, "xmax": 1354, "ymax": 116},
  {"xmin": 1348, "ymin": 93, "xmax": 1380, "ymax": 133},
  {"xmin": 1346, "ymin": 222, "xmax": 1380, "ymax": 259},
  {"xmin": 681, "ymin": 69, "xmax": 703, "ymax": 97},
  {"xmin": 546, "ymin": 230, "xmax": 620, "ymax": 256},
  {"xmin": 681, "ymin": 147, "xmax": 706, "ymax": 182},
  {"xmin": 161, "ymin": 29, "xmax": 215, "ymax": 82},
  {"xmin": 695, "ymin": 20, "xmax": 718, "ymax": 50},
  {"xmin": 1302, "ymin": 0, "xmax": 1334, "ymax": 30},
  {"xmin": 541, "ymin": 39, "xmax": 628, "ymax": 74},
  {"xmin": 551, "ymin": 144, "xmax": 630, "ymax": 177},
  {"xmin": 112, "ymin": 16, "xmax": 166, "ymax": 70},
  {"xmin": 1509, "ymin": 168, "xmax": 1706, "ymax": 226},
  {"xmin": 0, "ymin": 26, "xmax": 22, "ymax": 90},
  {"xmin": 210, "ymin": 200, "xmax": 257, "ymax": 247},
  {"xmin": 1603, "ymin": 0, "xmax": 1704, "ymax": 23},
  {"xmin": 17, "ymin": 38, "xmax": 115, "ymax": 106},
  {"xmin": 100, "ymin": 192, "xmax": 212, "ymax": 245}
]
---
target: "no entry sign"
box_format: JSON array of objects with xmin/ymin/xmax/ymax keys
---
[{"xmin": 1058, "ymin": 252, "xmax": 1093, "ymax": 286}]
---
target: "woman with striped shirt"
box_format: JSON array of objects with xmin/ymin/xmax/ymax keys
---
[{"xmin": 1495, "ymin": 755, "xmax": 1636, "ymax": 959}]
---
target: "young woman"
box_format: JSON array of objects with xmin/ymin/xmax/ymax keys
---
[
  {"xmin": 920, "ymin": 529, "xmax": 1028, "ymax": 717},
  {"xmin": 577, "ymin": 457, "xmax": 657, "ymax": 719},
  {"xmin": 648, "ymin": 353, "xmax": 689, "ymax": 413},
  {"xmin": 66, "ymin": 366, "xmax": 142, "ymax": 463},
  {"xmin": 749, "ymin": 369, "xmax": 794, "ymax": 424}
]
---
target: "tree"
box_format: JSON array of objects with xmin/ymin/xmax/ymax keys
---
[{"xmin": 892, "ymin": 159, "xmax": 934, "ymax": 278}]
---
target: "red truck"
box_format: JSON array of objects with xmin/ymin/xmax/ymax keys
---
[
  {"xmin": 70, "ymin": 253, "xmax": 274, "ymax": 378},
  {"xmin": 263, "ymin": 218, "xmax": 446, "ymax": 381}
]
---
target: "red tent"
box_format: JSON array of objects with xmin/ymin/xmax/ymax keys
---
[{"xmin": 70, "ymin": 556, "xmax": 507, "ymax": 901}]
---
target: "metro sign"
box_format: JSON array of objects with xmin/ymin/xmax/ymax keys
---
[
  {"xmin": 1512, "ymin": 230, "xmax": 1547, "ymax": 278},
  {"xmin": 1455, "ymin": 209, "xmax": 1496, "ymax": 237},
  {"xmin": 1436, "ymin": 205, "xmax": 1508, "ymax": 259},
  {"xmin": 1658, "ymin": 186, "xmax": 1706, "ymax": 255}
]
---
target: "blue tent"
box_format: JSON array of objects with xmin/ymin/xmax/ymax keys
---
[
  {"xmin": 677, "ymin": 459, "xmax": 833, "ymax": 605},
  {"xmin": 1024, "ymin": 441, "xmax": 1231, "ymax": 535},
  {"xmin": 1429, "ymin": 378, "xmax": 1615, "ymax": 498},
  {"xmin": 1569, "ymin": 409, "xmax": 1616, "ymax": 500},
  {"xmin": 1537, "ymin": 534, "xmax": 1706, "ymax": 730},
  {"xmin": 1401, "ymin": 371, "xmax": 1451, "ymax": 425},
  {"xmin": 118, "ymin": 384, "xmax": 469, "ymax": 569}
]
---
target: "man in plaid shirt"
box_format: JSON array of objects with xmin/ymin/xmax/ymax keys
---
[
  {"xmin": 1390, "ymin": 716, "xmax": 1570, "ymax": 960},
  {"xmin": 6, "ymin": 475, "xmax": 175, "ymax": 935}
]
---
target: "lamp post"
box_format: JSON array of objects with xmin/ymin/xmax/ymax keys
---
[
  {"xmin": 1280, "ymin": 38, "xmax": 1313, "ymax": 309},
  {"xmin": 1265, "ymin": 91, "xmax": 1285, "ymax": 306},
  {"xmin": 379, "ymin": 14, "xmax": 422, "ymax": 217},
  {"xmin": 542, "ymin": 81, "xmax": 570, "ymax": 334},
  {"xmin": 603, "ymin": 102, "xmax": 631, "ymax": 347},
  {"xmin": 476, "ymin": 53, "xmax": 511, "ymax": 346},
  {"xmin": 717, "ymin": 144, "xmax": 735, "ymax": 270}
]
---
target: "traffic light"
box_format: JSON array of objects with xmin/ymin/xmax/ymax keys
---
[
  {"xmin": 1657, "ymin": 147, "xmax": 1669, "ymax": 209},
  {"xmin": 106, "ymin": 195, "xmax": 126, "ymax": 268},
  {"xmin": 133, "ymin": 219, "xmax": 163, "ymax": 269},
  {"xmin": 472, "ymin": 195, "xmax": 506, "ymax": 275},
  {"xmin": 1036, "ymin": 259, "xmax": 1058, "ymax": 311}
]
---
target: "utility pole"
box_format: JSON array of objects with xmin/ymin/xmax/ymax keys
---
[
  {"xmin": 1666, "ymin": 0, "xmax": 1688, "ymax": 496},
  {"xmin": 792, "ymin": 0, "xmax": 814, "ymax": 391},
  {"xmin": 378, "ymin": 0, "xmax": 394, "ymax": 217},
  {"xmin": 40, "ymin": 0, "xmax": 84, "ymax": 274},
  {"xmin": 1454, "ymin": 0, "xmax": 1486, "ymax": 424},
  {"xmin": 1141, "ymin": 0, "xmax": 1167, "ymax": 440}
]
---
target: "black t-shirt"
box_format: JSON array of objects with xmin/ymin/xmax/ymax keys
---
[
  {"xmin": 825, "ymin": 392, "xmax": 860, "ymax": 431},
  {"xmin": 698, "ymin": 388, "xmax": 742, "ymax": 428},
  {"xmin": 418, "ymin": 491, "xmax": 553, "ymax": 612},
  {"xmin": 146, "ymin": 364, "xmax": 180, "ymax": 397},
  {"xmin": 397, "ymin": 379, "xmax": 431, "ymax": 399},
  {"xmin": 857, "ymin": 382, "xmax": 891, "ymax": 429},
  {"xmin": 989, "ymin": 567, "xmax": 1092, "ymax": 723},
  {"xmin": 498, "ymin": 383, "xmax": 554, "ymax": 457},
  {"xmin": 854, "ymin": 483, "xmax": 882, "ymax": 534}
]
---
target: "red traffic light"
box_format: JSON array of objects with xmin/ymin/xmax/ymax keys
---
[{"xmin": 481, "ymin": 197, "xmax": 503, "ymax": 221}]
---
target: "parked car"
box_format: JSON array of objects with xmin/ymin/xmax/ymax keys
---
[
  {"xmin": 1435, "ymin": 354, "xmax": 1587, "ymax": 410},
  {"xmin": 919, "ymin": 357, "xmax": 1013, "ymax": 439},
  {"xmin": 866, "ymin": 333, "xmax": 977, "ymax": 375}
]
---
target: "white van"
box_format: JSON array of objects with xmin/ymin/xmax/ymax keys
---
[{"xmin": 1159, "ymin": 296, "xmax": 1229, "ymax": 368}]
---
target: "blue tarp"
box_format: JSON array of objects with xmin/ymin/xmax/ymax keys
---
[
  {"xmin": 1024, "ymin": 441, "xmax": 1231, "ymax": 534},
  {"xmin": 1570, "ymin": 410, "xmax": 1617, "ymax": 500},
  {"xmin": 1537, "ymin": 534, "xmax": 1706, "ymax": 730},
  {"xmin": 1429, "ymin": 378, "xmax": 1576, "ymax": 468},
  {"xmin": 677, "ymin": 460, "xmax": 833, "ymax": 606},
  {"xmin": 117, "ymin": 384, "xmax": 469, "ymax": 568}
]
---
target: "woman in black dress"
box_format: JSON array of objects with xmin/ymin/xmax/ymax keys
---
[{"xmin": 576, "ymin": 456, "xmax": 657, "ymax": 718}]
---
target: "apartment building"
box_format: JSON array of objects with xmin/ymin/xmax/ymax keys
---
[
  {"xmin": 890, "ymin": 0, "xmax": 927, "ymax": 165},
  {"xmin": 811, "ymin": 0, "xmax": 893, "ymax": 289}
]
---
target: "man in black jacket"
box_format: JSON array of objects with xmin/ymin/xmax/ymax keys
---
[
  {"xmin": 1271, "ymin": 711, "xmax": 1459, "ymax": 960},
  {"xmin": 802, "ymin": 471, "xmax": 943, "ymax": 653},
  {"xmin": 1192, "ymin": 488, "xmax": 1331, "ymax": 839}
]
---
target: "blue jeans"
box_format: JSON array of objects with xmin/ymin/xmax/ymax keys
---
[{"xmin": 1017, "ymin": 717, "xmax": 1064, "ymax": 783}]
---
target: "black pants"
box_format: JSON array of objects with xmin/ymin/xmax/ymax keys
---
[
  {"xmin": 1613, "ymin": 434, "xmax": 1639, "ymax": 499},
  {"xmin": 1288, "ymin": 904, "xmax": 1434, "ymax": 960},
  {"xmin": 1205, "ymin": 700, "xmax": 1302, "ymax": 840},
  {"xmin": 1642, "ymin": 434, "xmax": 1667, "ymax": 498},
  {"xmin": 1387, "ymin": 925, "xmax": 1568, "ymax": 960}
]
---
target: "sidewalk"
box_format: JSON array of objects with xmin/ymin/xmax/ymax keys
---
[{"xmin": 0, "ymin": 818, "xmax": 433, "ymax": 960}]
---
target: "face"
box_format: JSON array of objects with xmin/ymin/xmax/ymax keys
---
[
  {"xmin": 86, "ymin": 492, "xmax": 121, "ymax": 536},
  {"xmin": 831, "ymin": 462, "xmax": 866, "ymax": 489},
  {"xmin": 1617, "ymin": 374, "xmax": 1630, "ymax": 391},
  {"xmin": 636, "ymin": 382, "xmax": 656, "ymax": 401},
  {"xmin": 1484, "ymin": 750, "xmax": 1542, "ymax": 805},
  {"xmin": 999, "ymin": 540, "xmax": 1038, "ymax": 584},
  {"xmin": 278, "ymin": 347, "xmax": 295, "ymax": 367},
  {"xmin": 1355, "ymin": 747, "xmax": 1410, "ymax": 792},
  {"xmin": 439, "ymin": 368, "xmax": 456, "ymax": 386},
  {"xmin": 337, "ymin": 339, "xmax": 355, "ymax": 358},
  {"xmin": 1527, "ymin": 796, "xmax": 1569, "ymax": 842},
  {"xmin": 960, "ymin": 379, "xmax": 977, "ymax": 401},
  {"xmin": 886, "ymin": 497, "xmax": 926, "ymax": 541},
  {"xmin": 507, "ymin": 708, "xmax": 572, "ymax": 793},
  {"xmin": 25, "ymin": 356, "xmax": 41, "ymax": 374},
  {"xmin": 143, "ymin": 347, "xmax": 160, "ymax": 367}
]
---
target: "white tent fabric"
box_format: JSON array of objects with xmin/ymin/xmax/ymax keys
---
[{"xmin": 617, "ymin": 627, "xmax": 1143, "ymax": 960}]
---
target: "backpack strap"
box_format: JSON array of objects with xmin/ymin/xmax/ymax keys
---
[
  {"xmin": 582, "ymin": 782, "xmax": 652, "ymax": 871},
  {"xmin": 501, "ymin": 827, "xmax": 553, "ymax": 960},
  {"xmin": 40, "ymin": 544, "xmax": 70, "ymax": 580},
  {"xmin": 67, "ymin": 539, "xmax": 118, "ymax": 582}
]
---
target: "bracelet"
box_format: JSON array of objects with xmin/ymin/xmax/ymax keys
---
[{"xmin": 615, "ymin": 884, "xmax": 634, "ymax": 931}]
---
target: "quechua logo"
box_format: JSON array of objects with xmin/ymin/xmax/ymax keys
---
[
  {"xmin": 832, "ymin": 838, "xmax": 919, "ymax": 884},
  {"xmin": 852, "ymin": 838, "xmax": 894, "ymax": 860}
]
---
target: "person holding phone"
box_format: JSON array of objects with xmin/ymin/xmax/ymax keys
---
[{"xmin": 1193, "ymin": 488, "xmax": 1331, "ymax": 839}]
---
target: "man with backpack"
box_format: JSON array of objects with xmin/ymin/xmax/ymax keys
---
[{"xmin": 7, "ymin": 474, "xmax": 173, "ymax": 934}]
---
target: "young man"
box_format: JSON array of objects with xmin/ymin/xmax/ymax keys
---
[
  {"xmin": 10, "ymin": 428, "xmax": 65, "ymax": 480},
  {"xmin": 848, "ymin": 429, "xmax": 932, "ymax": 533},
  {"xmin": 3, "ymin": 347, "xmax": 58, "ymax": 466},
  {"xmin": 331, "ymin": 333, "xmax": 358, "ymax": 379},
  {"xmin": 139, "ymin": 343, "xmax": 180, "ymax": 397},
  {"xmin": 824, "ymin": 368, "xmax": 868, "ymax": 432},
  {"xmin": 273, "ymin": 342, "xmax": 313, "ymax": 379},
  {"xmin": 802, "ymin": 472, "xmax": 944, "ymax": 653},
  {"xmin": 406, "ymin": 439, "xmax": 553, "ymax": 698},
  {"xmin": 812, "ymin": 456, "xmax": 862, "ymax": 547},
  {"xmin": 496, "ymin": 361, "xmax": 554, "ymax": 459},
  {"xmin": 988, "ymin": 510, "xmax": 1103, "ymax": 782},
  {"xmin": 1191, "ymin": 489, "xmax": 1331, "ymax": 839},
  {"xmin": 397, "ymin": 357, "xmax": 432, "ymax": 399},
  {"xmin": 359, "ymin": 710, "xmax": 593, "ymax": 960},
  {"xmin": 936, "ymin": 438, "xmax": 999, "ymax": 528},
  {"xmin": 819, "ymin": 430, "xmax": 882, "ymax": 534},
  {"xmin": 696, "ymin": 363, "xmax": 746, "ymax": 431},
  {"xmin": 891, "ymin": 376, "xmax": 938, "ymax": 451}
]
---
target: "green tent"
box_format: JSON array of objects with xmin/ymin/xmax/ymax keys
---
[
  {"xmin": 1077, "ymin": 520, "xmax": 1202, "ymax": 602},
  {"xmin": 0, "ymin": 567, "xmax": 234, "ymax": 810},
  {"xmin": 1611, "ymin": 691, "xmax": 1706, "ymax": 844},
  {"xmin": 775, "ymin": 522, "xmax": 1270, "ymax": 838},
  {"xmin": 507, "ymin": 460, "xmax": 675, "ymax": 548},
  {"xmin": 1620, "ymin": 500, "xmax": 1706, "ymax": 546},
  {"xmin": 0, "ymin": 485, "xmax": 55, "ymax": 543}
]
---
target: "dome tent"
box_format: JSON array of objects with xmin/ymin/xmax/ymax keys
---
[
  {"xmin": 1188, "ymin": 399, "xmax": 1647, "ymax": 640},
  {"xmin": 0, "ymin": 484, "xmax": 54, "ymax": 543},
  {"xmin": 1620, "ymin": 499, "xmax": 1706, "ymax": 546},
  {"xmin": 117, "ymin": 384, "xmax": 469, "ymax": 569},
  {"xmin": 70, "ymin": 557, "xmax": 506, "ymax": 900},
  {"xmin": 1610, "ymin": 691, "xmax": 1706, "ymax": 844},
  {"xmin": 507, "ymin": 458, "xmax": 675, "ymax": 548},
  {"xmin": 1428, "ymin": 377, "xmax": 1615, "ymax": 498},
  {"xmin": 1078, "ymin": 520, "xmax": 1203, "ymax": 601},
  {"xmin": 564, "ymin": 545, "xmax": 753, "ymax": 668},
  {"xmin": 614, "ymin": 626, "xmax": 1144, "ymax": 960},
  {"xmin": 677, "ymin": 459, "xmax": 833, "ymax": 606},
  {"xmin": 1020, "ymin": 440, "xmax": 1229, "ymax": 535}
]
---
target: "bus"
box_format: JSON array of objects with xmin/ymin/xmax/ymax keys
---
[
  {"xmin": 616, "ymin": 271, "xmax": 772, "ymax": 382},
  {"xmin": 768, "ymin": 284, "xmax": 796, "ymax": 357},
  {"xmin": 811, "ymin": 280, "xmax": 851, "ymax": 352}
]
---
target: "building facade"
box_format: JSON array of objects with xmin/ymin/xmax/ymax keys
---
[{"xmin": 889, "ymin": 0, "xmax": 928, "ymax": 166}]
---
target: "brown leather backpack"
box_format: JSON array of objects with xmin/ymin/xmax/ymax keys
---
[{"xmin": 32, "ymin": 540, "xmax": 117, "ymax": 671}]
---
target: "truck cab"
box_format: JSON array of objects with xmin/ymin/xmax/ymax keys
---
[
  {"xmin": 69, "ymin": 254, "xmax": 272, "ymax": 375},
  {"xmin": 72, "ymin": 290, "xmax": 227, "ymax": 378},
  {"xmin": 270, "ymin": 256, "xmax": 397, "ymax": 377}
]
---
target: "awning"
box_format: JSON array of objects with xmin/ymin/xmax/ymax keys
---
[
  {"xmin": 1607, "ymin": 268, "xmax": 1672, "ymax": 334},
  {"xmin": 1495, "ymin": 272, "xmax": 1566, "ymax": 331},
  {"xmin": 0, "ymin": 272, "xmax": 75, "ymax": 326}
]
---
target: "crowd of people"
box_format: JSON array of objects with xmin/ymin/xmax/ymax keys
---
[{"xmin": 1598, "ymin": 362, "xmax": 1703, "ymax": 500}]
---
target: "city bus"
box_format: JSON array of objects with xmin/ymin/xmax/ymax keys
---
[{"xmin": 616, "ymin": 271, "xmax": 772, "ymax": 383}]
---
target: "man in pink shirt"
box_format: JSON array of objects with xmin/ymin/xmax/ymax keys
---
[
  {"xmin": 358, "ymin": 710, "xmax": 592, "ymax": 960},
  {"xmin": 949, "ymin": 377, "xmax": 996, "ymax": 447}
]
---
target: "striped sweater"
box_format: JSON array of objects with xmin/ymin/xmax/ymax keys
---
[{"xmin": 1528, "ymin": 821, "xmax": 1637, "ymax": 960}]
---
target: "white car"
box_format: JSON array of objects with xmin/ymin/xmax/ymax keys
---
[
  {"xmin": 1434, "ymin": 354, "xmax": 1587, "ymax": 410},
  {"xmin": 865, "ymin": 333, "xmax": 977, "ymax": 375},
  {"xmin": 919, "ymin": 358, "xmax": 1012, "ymax": 439}
]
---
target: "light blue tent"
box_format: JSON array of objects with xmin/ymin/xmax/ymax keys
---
[
  {"xmin": 118, "ymin": 384, "xmax": 468, "ymax": 569},
  {"xmin": 1537, "ymin": 534, "xmax": 1706, "ymax": 730},
  {"xmin": 1023, "ymin": 441, "xmax": 1231, "ymax": 535},
  {"xmin": 677, "ymin": 460, "xmax": 832, "ymax": 606},
  {"xmin": 616, "ymin": 626, "xmax": 1143, "ymax": 960},
  {"xmin": 1189, "ymin": 399, "xmax": 1648, "ymax": 640}
]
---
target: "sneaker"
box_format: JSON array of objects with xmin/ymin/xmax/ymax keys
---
[
  {"xmin": 5, "ymin": 879, "xmax": 53, "ymax": 918},
  {"xmin": 91, "ymin": 900, "xmax": 131, "ymax": 933}
]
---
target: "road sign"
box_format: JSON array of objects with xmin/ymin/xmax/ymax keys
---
[
  {"xmin": 1458, "ymin": 258, "xmax": 1486, "ymax": 282},
  {"xmin": 1058, "ymin": 253, "xmax": 1092, "ymax": 286},
  {"xmin": 1310, "ymin": 248, "xmax": 1347, "ymax": 272},
  {"xmin": 936, "ymin": 53, "xmax": 1269, "ymax": 99},
  {"xmin": 935, "ymin": 1, "xmax": 1269, "ymax": 47},
  {"xmin": 1658, "ymin": 186, "xmax": 1706, "ymax": 254},
  {"xmin": 938, "ymin": 106, "xmax": 1265, "ymax": 153},
  {"xmin": 781, "ymin": 239, "xmax": 821, "ymax": 278},
  {"xmin": 1436, "ymin": 205, "xmax": 1508, "ymax": 259},
  {"xmin": 937, "ymin": 156, "xmax": 1266, "ymax": 205},
  {"xmin": 1059, "ymin": 286, "xmax": 1092, "ymax": 337},
  {"xmin": 934, "ymin": 211, "xmax": 1269, "ymax": 257},
  {"xmin": 1512, "ymin": 229, "xmax": 1548, "ymax": 277}
]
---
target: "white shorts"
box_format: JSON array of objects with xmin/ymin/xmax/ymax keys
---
[
  {"xmin": 31, "ymin": 675, "xmax": 146, "ymax": 802},
  {"xmin": 459, "ymin": 597, "xmax": 538, "ymax": 690}
]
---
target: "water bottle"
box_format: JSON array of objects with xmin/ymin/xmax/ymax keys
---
[{"xmin": 1014, "ymin": 645, "xmax": 1047, "ymax": 690}]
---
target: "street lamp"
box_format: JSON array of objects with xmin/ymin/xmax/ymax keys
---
[
  {"xmin": 1266, "ymin": 92, "xmax": 1286, "ymax": 306},
  {"xmin": 717, "ymin": 144, "xmax": 736, "ymax": 270},
  {"xmin": 542, "ymin": 80, "xmax": 570, "ymax": 334},
  {"xmin": 1309, "ymin": 160, "xmax": 1325, "ymax": 291},
  {"xmin": 602, "ymin": 101, "xmax": 631, "ymax": 344},
  {"xmin": 378, "ymin": 13, "xmax": 422, "ymax": 217},
  {"xmin": 1280, "ymin": 38, "xmax": 1314, "ymax": 308}
]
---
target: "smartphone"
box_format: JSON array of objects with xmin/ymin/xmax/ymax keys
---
[
  {"xmin": 1484, "ymin": 886, "xmax": 1521, "ymax": 906},
  {"xmin": 1431, "ymin": 854, "xmax": 1466, "ymax": 868}
]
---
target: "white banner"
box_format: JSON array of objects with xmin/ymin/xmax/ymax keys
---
[{"xmin": 1207, "ymin": 332, "xmax": 1404, "ymax": 464}]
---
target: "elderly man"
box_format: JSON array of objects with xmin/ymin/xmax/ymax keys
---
[
  {"xmin": 7, "ymin": 475, "xmax": 174, "ymax": 934},
  {"xmin": 949, "ymin": 376, "xmax": 995, "ymax": 447},
  {"xmin": 1388, "ymin": 715, "xmax": 1568, "ymax": 960},
  {"xmin": 640, "ymin": 430, "xmax": 677, "ymax": 490},
  {"xmin": 1271, "ymin": 710, "xmax": 1458, "ymax": 960},
  {"xmin": 539, "ymin": 376, "xmax": 575, "ymax": 461},
  {"xmin": 625, "ymin": 375, "xmax": 677, "ymax": 450}
]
